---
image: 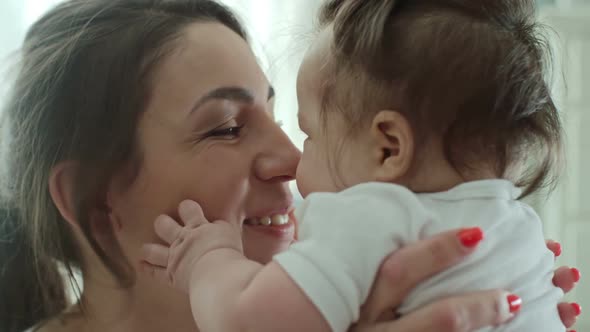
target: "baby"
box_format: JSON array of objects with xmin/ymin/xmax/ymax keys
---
[{"xmin": 142, "ymin": 0, "xmax": 565, "ymax": 331}]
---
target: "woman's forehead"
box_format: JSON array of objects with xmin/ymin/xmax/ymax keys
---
[
  {"xmin": 147, "ymin": 22, "xmax": 269, "ymax": 117},
  {"xmin": 154, "ymin": 23, "xmax": 268, "ymax": 92}
]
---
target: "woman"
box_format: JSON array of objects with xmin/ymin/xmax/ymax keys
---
[{"xmin": 0, "ymin": 1, "xmax": 580, "ymax": 332}]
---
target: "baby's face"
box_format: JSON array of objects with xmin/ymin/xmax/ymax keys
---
[{"xmin": 295, "ymin": 28, "xmax": 375, "ymax": 197}]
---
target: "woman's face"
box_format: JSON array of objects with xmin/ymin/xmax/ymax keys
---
[{"xmin": 109, "ymin": 22, "xmax": 300, "ymax": 286}]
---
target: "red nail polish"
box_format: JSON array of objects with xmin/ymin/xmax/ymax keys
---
[
  {"xmin": 568, "ymin": 330, "xmax": 576, "ymax": 332},
  {"xmin": 554, "ymin": 242, "xmax": 562, "ymax": 257},
  {"xmin": 571, "ymin": 303, "xmax": 582, "ymax": 316},
  {"xmin": 507, "ymin": 294, "xmax": 522, "ymax": 313},
  {"xmin": 458, "ymin": 227, "xmax": 484, "ymax": 248},
  {"xmin": 571, "ymin": 268, "xmax": 581, "ymax": 283}
]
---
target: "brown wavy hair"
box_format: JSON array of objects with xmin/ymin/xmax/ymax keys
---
[{"xmin": 318, "ymin": 0, "xmax": 563, "ymax": 197}]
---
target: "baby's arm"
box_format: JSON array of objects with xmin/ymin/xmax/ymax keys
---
[
  {"xmin": 191, "ymin": 249, "xmax": 330, "ymax": 331},
  {"xmin": 140, "ymin": 200, "xmax": 329, "ymax": 332}
]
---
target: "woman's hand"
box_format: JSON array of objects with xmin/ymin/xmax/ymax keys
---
[
  {"xmin": 351, "ymin": 234, "xmax": 582, "ymax": 332},
  {"xmin": 547, "ymin": 240, "xmax": 582, "ymax": 330},
  {"xmin": 351, "ymin": 229, "xmax": 519, "ymax": 332}
]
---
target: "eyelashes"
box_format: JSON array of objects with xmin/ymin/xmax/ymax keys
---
[
  {"xmin": 206, "ymin": 125, "xmax": 244, "ymax": 139},
  {"xmin": 189, "ymin": 118, "xmax": 244, "ymax": 144},
  {"xmin": 189, "ymin": 114, "xmax": 281, "ymax": 145}
]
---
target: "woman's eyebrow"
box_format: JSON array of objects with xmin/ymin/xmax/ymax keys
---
[
  {"xmin": 191, "ymin": 85, "xmax": 275, "ymax": 114},
  {"xmin": 190, "ymin": 86, "xmax": 253, "ymax": 114}
]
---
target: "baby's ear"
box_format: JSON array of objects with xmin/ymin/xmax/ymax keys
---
[{"xmin": 370, "ymin": 110, "xmax": 414, "ymax": 182}]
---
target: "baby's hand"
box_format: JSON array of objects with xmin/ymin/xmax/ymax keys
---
[{"xmin": 140, "ymin": 200, "xmax": 243, "ymax": 292}]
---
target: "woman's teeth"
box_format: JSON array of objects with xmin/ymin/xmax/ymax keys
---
[
  {"xmin": 260, "ymin": 217, "xmax": 271, "ymax": 226},
  {"xmin": 245, "ymin": 214, "xmax": 288, "ymax": 226}
]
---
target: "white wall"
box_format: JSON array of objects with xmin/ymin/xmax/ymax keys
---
[
  {"xmin": 539, "ymin": 6, "xmax": 590, "ymax": 329},
  {"xmin": 0, "ymin": 0, "xmax": 64, "ymax": 102},
  {"xmin": 0, "ymin": 1, "xmax": 24, "ymax": 102}
]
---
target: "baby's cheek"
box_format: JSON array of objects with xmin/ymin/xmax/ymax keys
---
[
  {"xmin": 297, "ymin": 154, "xmax": 337, "ymax": 197},
  {"xmin": 295, "ymin": 162, "xmax": 314, "ymax": 198}
]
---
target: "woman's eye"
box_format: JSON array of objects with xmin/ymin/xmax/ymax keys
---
[{"xmin": 208, "ymin": 125, "xmax": 244, "ymax": 138}]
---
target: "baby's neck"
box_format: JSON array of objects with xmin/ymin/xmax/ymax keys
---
[{"xmin": 403, "ymin": 153, "xmax": 498, "ymax": 194}]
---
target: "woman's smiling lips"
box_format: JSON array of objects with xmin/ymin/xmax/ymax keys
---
[{"xmin": 243, "ymin": 207, "xmax": 296, "ymax": 238}]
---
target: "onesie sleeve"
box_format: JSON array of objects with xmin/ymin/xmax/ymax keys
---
[{"xmin": 273, "ymin": 183, "xmax": 428, "ymax": 332}]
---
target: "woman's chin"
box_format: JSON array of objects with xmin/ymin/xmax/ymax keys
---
[{"xmin": 242, "ymin": 226, "xmax": 295, "ymax": 264}]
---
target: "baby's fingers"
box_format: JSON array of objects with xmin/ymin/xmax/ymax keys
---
[
  {"xmin": 141, "ymin": 243, "xmax": 169, "ymax": 267},
  {"xmin": 154, "ymin": 214, "xmax": 183, "ymax": 244},
  {"xmin": 178, "ymin": 200, "xmax": 208, "ymax": 228},
  {"xmin": 140, "ymin": 261, "xmax": 171, "ymax": 284}
]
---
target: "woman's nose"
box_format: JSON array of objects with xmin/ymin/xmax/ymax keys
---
[{"xmin": 253, "ymin": 121, "xmax": 301, "ymax": 183}]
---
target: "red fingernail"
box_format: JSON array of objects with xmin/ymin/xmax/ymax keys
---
[
  {"xmin": 568, "ymin": 330, "xmax": 576, "ymax": 332},
  {"xmin": 554, "ymin": 242, "xmax": 562, "ymax": 257},
  {"xmin": 571, "ymin": 268, "xmax": 581, "ymax": 282},
  {"xmin": 507, "ymin": 294, "xmax": 522, "ymax": 313},
  {"xmin": 571, "ymin": 303, "xmax": 582, "ymax": 316},
  {"xmin": 458, "ymin": 227, "xmax": 484, "ymax": 248}
]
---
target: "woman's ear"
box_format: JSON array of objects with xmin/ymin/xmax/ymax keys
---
[
  {"xmin": 49, "ymin": 161, "xmax": 79, "ymax": 229},
  {"xmin": 370, "ymin": 111, "xmax": 414, "ymax": 182},
  {"xmin": 50, "ymin": 162, "xmax": 120, "ymax": 234}
]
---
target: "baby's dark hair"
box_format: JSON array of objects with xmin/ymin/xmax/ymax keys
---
[{"xmin": 318, "ymin": 0, "xmax": 563, "ymax": 197}]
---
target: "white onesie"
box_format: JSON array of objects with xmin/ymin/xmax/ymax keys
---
[{"xmin": 273, "ymin": 180, "xmax": 563, "ymax": 332}]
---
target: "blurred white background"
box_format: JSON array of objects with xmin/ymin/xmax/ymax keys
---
[{"xmin": 1, "ymin": 0, "xmax": 588, "ymax": 329}]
